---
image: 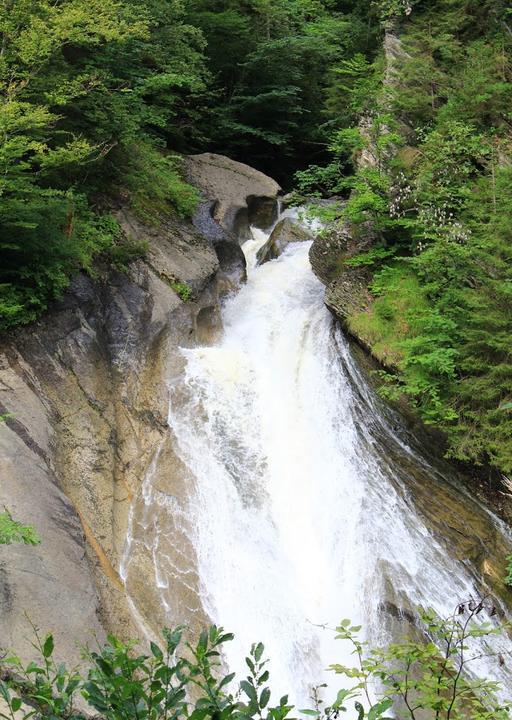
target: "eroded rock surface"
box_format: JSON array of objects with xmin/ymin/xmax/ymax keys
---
[
  {"xmin": 0, "ymin": 237, "xmax": 216, "ymax": 661},
  {"xmin": 185, "ymin": 153, "xmax": 281, "ymax": 239},
  {"xmin": 185, "ymin": 153, "xmax": 281, "ymax": 295},
  {"xmin": 0, "ymin": 156, "xmax": 282, "ymax": 663}
]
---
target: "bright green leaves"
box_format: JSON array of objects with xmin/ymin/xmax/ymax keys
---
[
  {"xmin": 0, "ymin": 0, "xmax": 207, "ymax": 331},
  {"xmin": 0, "ymin": 611, "xmax": 510, "ymax": 720},
  {"xmin": 301, "ymin": 0, "xmax": 512, "ymax": 475},
  {"xmin": 326, "ymin": 54, "xmax": 379, "ymax": 120},
  {"xmin": 0, "ymin": 622, "xmax": 82, "ymax": 720},
  {"xmin": 42, "ymin": 635, "xmax": 54, "ymax": 659},
  {"xmin": 331, "ymin": 604, "xmax": 511, "ymax": 720},
  {"xmin": 0, "ymin": 509, "xmax": 40, "ymax": 546}
]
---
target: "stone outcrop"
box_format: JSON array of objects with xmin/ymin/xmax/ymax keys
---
[
  {"xmin": 309, "ymin": 221, "xmax": 375, "ymax": 342},
  {"xmin": 0, "ymin": 218, "xmax": 217, "ymax": 663},
  {"xmin": 0, "ymin": 154, "xmax": 281, "ymax": 664},
  {"xmin": 185, "ymin": 153, "xmax": 281, "ymax": 240},
  {"xmin": 256, "ymin": 218, "xmax": 312, "ymax": 265},
  {"xmin": 185, "ymin": 153, "xmax": 281, "ymax": 295}
]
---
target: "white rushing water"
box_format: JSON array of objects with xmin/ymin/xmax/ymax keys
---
[{"xmin": 126, "ymin": 213, "xmax": 512, "ymax": 712}]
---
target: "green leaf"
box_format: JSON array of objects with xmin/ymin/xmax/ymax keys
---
[
  {"xmin": 254, "ymin": 642, "xmax": 264, "ymax": 663},
  {"xmin": 218, "ymin": 672, "xmax": 235, "ymax": 690},
  {"xmin": 260, "ymin": 687, "xmax": 271, "ymax": 708},
  {"xmin": 150, "ymin": 641, "xmax": 163, "ymax": 660},
  {"xmin": 42, "ymin": 634, "xmax": 54, "ymax": 658},
  {"xmin": 333, "ymin": 688, "xmax": 351, "ymax": 708},
  {"xmin": 369, "ymin": 698, "xmax": 393, "ymax": 719},
  {"xmin": 241, "ymin": 680, "xmax": 258, "ymax": 705}
]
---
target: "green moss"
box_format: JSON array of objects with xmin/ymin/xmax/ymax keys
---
[{"xmin": 347, "ymin": 265, "xmax": 428, "ymax": 369}]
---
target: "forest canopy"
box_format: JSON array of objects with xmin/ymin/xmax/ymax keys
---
[{"xmin": 0, "ymin": 0, "xmax": 378, "ymax": 331}]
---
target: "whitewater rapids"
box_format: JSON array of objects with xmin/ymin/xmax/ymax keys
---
[{"xmin": 125, "ymin": 216, "xmax": 512, "ymax": 711}]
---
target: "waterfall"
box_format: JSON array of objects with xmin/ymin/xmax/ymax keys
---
[{"xmin": 126, "ymin": 214, "xmax": 512, "ymax": 711}]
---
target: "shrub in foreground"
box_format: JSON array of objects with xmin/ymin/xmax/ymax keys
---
[{"xmin": 0, "ymin": 600, "xmax": 510, "ymax": 720}]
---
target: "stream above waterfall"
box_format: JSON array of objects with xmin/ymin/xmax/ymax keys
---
[{"xmin": 122, "ymin": 212, "xmax": 512, "ymax": 709}]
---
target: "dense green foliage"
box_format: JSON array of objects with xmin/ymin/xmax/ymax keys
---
[
  {"xmin": 298, "ymin": 0, "xmax": 512, "ymax": 475},
  {"xmin": 185, "ymin": 0, "xmax": 376, "ymax": 180},
  {"xmin": 0, "ymin": 0, "xmax": 377, "ymax": 331},
  {"xmin": 1, "ymin": 603, "xmax": 510, "ymax": 719},
  {"xmin": 0, "ymin": 0, "xmax": 206, "ymax": 330}
]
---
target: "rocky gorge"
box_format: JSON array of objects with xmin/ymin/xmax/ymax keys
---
[{"xmin": 1, "ymin": 152, "xmax": 512, "ymax": 706}]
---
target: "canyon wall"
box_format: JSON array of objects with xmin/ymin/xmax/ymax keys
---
[{"xmin": 0, "ymin": 154, "xmax": 280, "ymax": 664}]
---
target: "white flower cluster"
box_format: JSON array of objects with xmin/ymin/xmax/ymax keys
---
[
  {"xmin": 389, "ymin": 172, "xmax": 414, "ymax": 218},
  {"xmin": 387, "ymin": 173, "xmax": 471, "ymax": 254},
  {"xmin": 418, "ymin": 204, "xmax": 471, "ymax": 248}
]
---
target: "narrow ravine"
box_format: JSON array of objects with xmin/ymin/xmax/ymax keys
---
[{"xmin": 124, "ymin": 214, "xmax": 512, "ymax": 708}]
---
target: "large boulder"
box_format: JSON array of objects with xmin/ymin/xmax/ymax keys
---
[
  {"xmin": 116, "ymin": 207, "xmax": 219, "ymax": 296},
  {"xmin": 184, "ymin": 153, "xmax": 281, "ymax": 240},
  {"xmin": 185, "ymin": 154, "xmax": 280, "ymax": 292},
  {"xmin": 256, "ymin": 218, "xmax": 313, "ymax": 265}
]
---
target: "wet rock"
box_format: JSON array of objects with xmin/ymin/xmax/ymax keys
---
[
  {"xmin": 309, "ymin": 221, "xmax": 376, "ymax": 348},
  {"xmin": 190, "ymin": 200, "xmax": 247, "ymax": 293},
  {"xmin": 123, "ymin": 432, "xmax": 209, "ymax": 640},
  {"xmin": 214, "ymin": 240, "xmax": 247, "ymax": 295},
  {"xmin": 257, "ymin": 218, "xmax": 313, "ymax": 265},
  {"xmin": 246, "ymin": 195, "xmax": 278, "ymax": 230},
  {"xmin": 191, "ymin": 200, "xmax": 229, "ymax": 244},
  {"xmin": 0, "ymin": 185, "xmax": 248, "ymax": 665},
  {"xmin": 325, "ymin": 270, "xmax": 372, "ymax": 325},
  {"xmin": 0, "ymin": 257, "xmax": 185, "ymax": 661},
  {"xmin": 309, "ymin": 224, "xmax": 351, "ymax": 285},
  {"xmin": 185, "ymin": 153, "xmax": 280, "ymax": 291}
]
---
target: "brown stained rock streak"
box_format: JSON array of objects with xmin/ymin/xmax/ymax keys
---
[{"xmin": 75, "ymin": 508, "xmax": 124, "ymax": 591}]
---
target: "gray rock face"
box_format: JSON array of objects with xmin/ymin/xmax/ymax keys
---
[
  {"xmin": 0, "ymin": 157, "xmax": 277, "ymax": 665},
  {"xmin": 185, "ymin": 154, "xmax": 281, "ymax": 292},
  {"xmin": 0, "ymin": 371, "xmax": 105, "ymax": 667},
  {"xmin": 309, "ymin": 223, "xmax": 352, "ymax": 285},
  {"xmin": 256, "ymin": 218, "xmax": 312, "ymax": 265},
  {"xmin": 324, "ymin": 270, "xmax": 372, "ymax": 325},
  {"xmin": 309, "ymin": 222, "xmax": 374, "ymax": 346},
  {"xmin": 189, "ymin": 199, "xmax": 247, "ymax": 293},
  {"xmin": 185, "ymin": 153, "xmax": 281, "ymax": 239},
  {"xmin": 0, "ymin": 239, "xmax": 215, "ymax": 663}
]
